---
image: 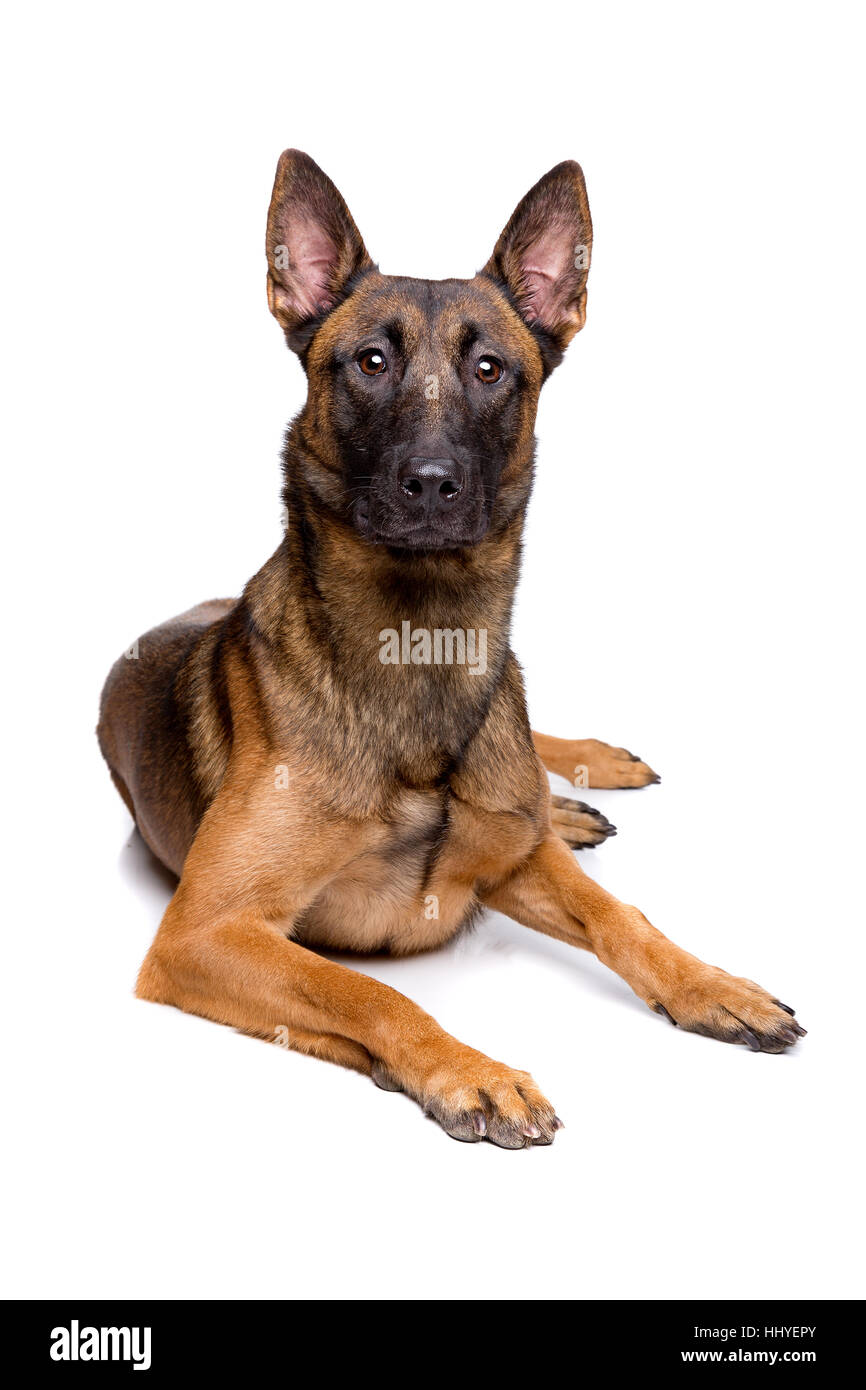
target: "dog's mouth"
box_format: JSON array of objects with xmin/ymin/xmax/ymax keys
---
[{"xmin": 352, "ymin": 495, "xmax": 490, "ymax": 550}]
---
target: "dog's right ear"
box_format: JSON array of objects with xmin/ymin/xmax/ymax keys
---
[{"xmin": 265, "ymin": 150, "xmax": 373, "ymax": 352}]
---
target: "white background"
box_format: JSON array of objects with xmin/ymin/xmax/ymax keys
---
[{"xmin": 2, "ymin": 1, "xmax": 863, "ymax": 1301}]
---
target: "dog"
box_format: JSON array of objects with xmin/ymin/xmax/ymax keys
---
[{"xmin": 98, "ymin": 151, "xmax": 805, "ymax": 1148}]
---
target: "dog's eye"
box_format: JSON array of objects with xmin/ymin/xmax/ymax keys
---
[
  {"xmin": 476, "ymin": 356, "xmax": 503, "ymax": 383},
  {"xmin": 357, "ymin": 350, "xmax": 387, "ymax": 376}
]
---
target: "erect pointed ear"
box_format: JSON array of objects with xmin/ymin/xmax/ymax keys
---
[
  {"xmin": 265, "ymin": 149, "xmax": 374, "ymax": 352},
  {"xmin": 482, "ymin": 161, "xmax": 592, "ymax": 364}
]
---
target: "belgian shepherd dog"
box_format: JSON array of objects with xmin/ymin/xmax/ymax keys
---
[{"xmin": 98, "ymin": 152, "xmax": 804, "ymax": 1148}]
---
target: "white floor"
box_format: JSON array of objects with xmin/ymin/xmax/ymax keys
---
[{"xmin": 5, "ymin": 677, "xmax": 861, "ymax": 1300}]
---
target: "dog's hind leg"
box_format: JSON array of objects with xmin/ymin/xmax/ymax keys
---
[{"xmin": 532, "ymin": 732, "xmax": 660, "ymax": 789}]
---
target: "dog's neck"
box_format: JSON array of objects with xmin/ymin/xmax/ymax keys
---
[
  {"xmin": 243, "ymin": 450, "xmax": 525, "ymax": 784},
  {"xmin": 277, "ymin": 464, "xmax": 521, "ymax": 664}
]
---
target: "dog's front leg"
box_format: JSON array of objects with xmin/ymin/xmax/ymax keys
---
[
  {"xmin": 139, "ymin": 898, "xmax": 561, "ymax": 1145},
  {"xmin": 482, "ymin": 834, "xmax": 805, "ymax": 1052},
  {"xmin": 135, "ymin": 797, "xmax": 561, "ymax": 1147}
]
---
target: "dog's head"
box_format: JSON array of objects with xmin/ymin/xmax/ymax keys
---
[{"xmin": 266, "ymin": 151, "xmax": 591, "ymax": 551}]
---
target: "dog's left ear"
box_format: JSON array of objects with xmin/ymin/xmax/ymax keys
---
[
  {"xmin": 482, "ymin": 161, "xmax": 592, "ymax": 363},
  {"xmin": 266, "ymin": 149, "xmax": 374, "ymax": 351}
]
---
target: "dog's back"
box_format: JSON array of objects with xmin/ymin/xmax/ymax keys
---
[{"xmin": 98, "ymin": 598, "xmax": 236, "ymax": 873}]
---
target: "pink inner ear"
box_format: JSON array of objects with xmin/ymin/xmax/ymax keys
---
[
  {"xmin": 290, "ymin": 217, "xmax": 338, "ymax": 318},
  {"xmin": 520, "ymin": 228, "xmax": 573, "ymax": 327}
]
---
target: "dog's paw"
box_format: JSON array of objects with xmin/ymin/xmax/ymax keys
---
[
  {"xmin": 550, "ymin": 794, "xmax": 616, "ymax": 849},
  {"xmin": 418, "ymin": 1053, "xmax": 562, "ymax": 1148},
  {"xmin": 573, "ymin": 739, "xmax": 660, "ymax": 789},
  {"xmin": 650, "ymin": 969, "xmax": 806, "ymax": 1053}
]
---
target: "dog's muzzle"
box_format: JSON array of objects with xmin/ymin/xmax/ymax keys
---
[{"xmin": 353, "ymin": 454, "xmax": 488, "ymax": 549}]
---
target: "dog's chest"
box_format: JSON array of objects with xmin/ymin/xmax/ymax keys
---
[{"xmin": 297, "ymin": 784, "xmax": 541, "ymax": 954}]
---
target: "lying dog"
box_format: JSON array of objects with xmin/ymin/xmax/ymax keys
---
[{"xmin": 98, "ymin": 151, "xmax": 805, "ymax": 1147}]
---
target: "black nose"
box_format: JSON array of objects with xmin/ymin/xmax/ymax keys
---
[{"xmin": 397, "ymin": 457, "xmax": 465, "ymax": 512}]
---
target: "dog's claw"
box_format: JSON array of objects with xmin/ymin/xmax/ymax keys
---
[
  {"xmin": 443, "ymin": 1110, "xmax": 488, "ymax": 1143},
  {"xmin": 652, "ymin": 1001, "xmax": 678, "ymax": 1026},
  {"xmin": 371, "ymin": 1063, "xmax": 403, "ymax": 1092}
]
